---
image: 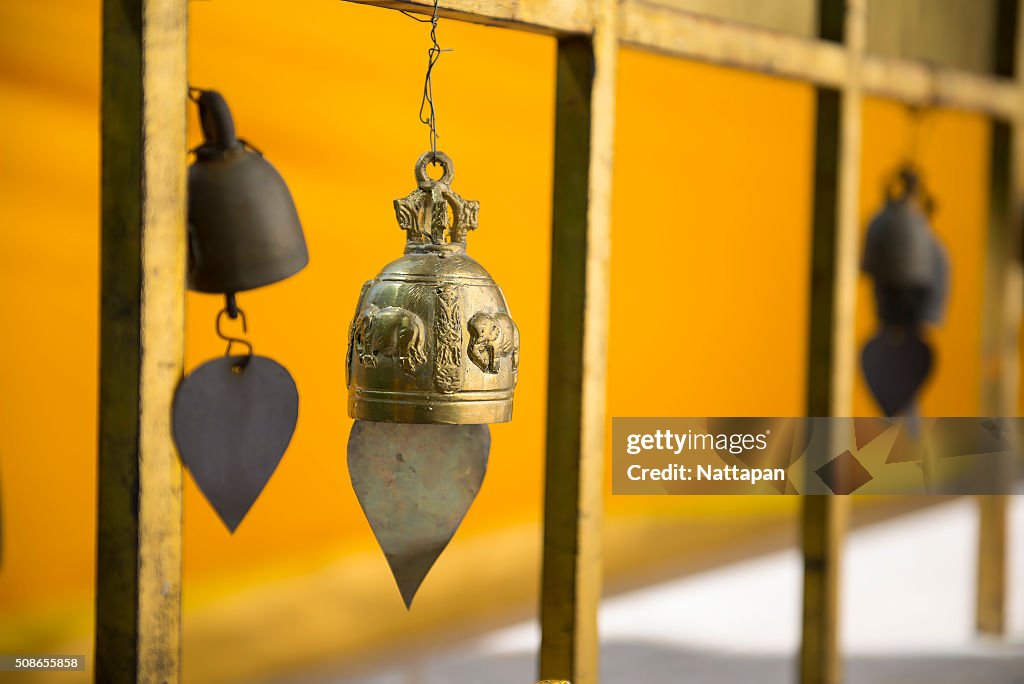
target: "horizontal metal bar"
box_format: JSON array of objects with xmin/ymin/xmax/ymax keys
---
[
  {"xmin": 621, "ymin": 1, "xmax": 1021, "ymax": 118},
  {"xmin": 619, "ymin": 1, "xmax": 849, "ymax": 89},
  {"xmin": 348, "ymin": 0, "xmax": 1022, "ymax": 118},
  {"xmin": 861, "ymin": 55, "xmax": 1021, "ymax": 118},
  {"xmin": 346, "ymin": 0, "xmax": 591, "ymax": 34}
]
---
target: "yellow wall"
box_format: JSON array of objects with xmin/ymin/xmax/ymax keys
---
[
  {"xmin": 0, "ymin": 0, "xmax": 996, "ymax": 675},
  {"xmin": 2, "ymin": 0, "xmax": 103, "ymax": 609},
  {"xmin": 0, "ymin": 0, "xmax": 558, "ymax": 647},
  {"xmin": 606, "ymin": 49, "xmax": 814, "ymax": 525}
]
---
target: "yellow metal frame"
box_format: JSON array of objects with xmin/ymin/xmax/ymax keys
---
[
  {"xmin": 97, "ymin": 0, "xmax": 187, "ymax": 681},
  {"xmin": 98, "ymin": 0, "xmax": 1021, "ymax": 682}
]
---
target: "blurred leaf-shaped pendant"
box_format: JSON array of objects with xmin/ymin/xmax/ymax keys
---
[
  {"xmin": 173, "ymin": 354, "xmax": 298, "ymax": 531},
  {"xmin": 861, "ymin": 330, "xmax": 933, "ymax": 417},
  {"xmin": 348, "ymin": 421, "xmax": 489, "ymax": 608}
]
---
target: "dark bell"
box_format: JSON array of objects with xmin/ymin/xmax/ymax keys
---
[
  {"xmin": 187, "ymin": 90, "xmax": 308, "ymax": 294},
  {"xmin": 862, "ymin": 168, "xmax": 949, "ymax": 325}
]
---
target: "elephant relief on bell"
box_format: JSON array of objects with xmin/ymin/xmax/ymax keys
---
[
  {"xmin": 467, "ymin": 311, "xmax": 519, "ymax": 374},
  {"xmin": 354, "ymin": 305, "xmax": 428, "ymax": 375}
]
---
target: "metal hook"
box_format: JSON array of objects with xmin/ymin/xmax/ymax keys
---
[
  {"xmin": 216, "ymin": 305, "xmax": 254, "ymax": 367},
  {"xmin": 884, "ymin": 164, "xmax": 938, "ymax": 218}
]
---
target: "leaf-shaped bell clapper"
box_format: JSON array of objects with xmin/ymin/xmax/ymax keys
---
[
  {"xmin": 862, "ymin": 167, "xmax": 949, "ymax": 326},
  {"xmin": 346, "ymin": 151, "xmax": 519, "ymax": 424},
  {"xmin": 187, "ymin": 90, "xmax": 308, "ymax": 294}
]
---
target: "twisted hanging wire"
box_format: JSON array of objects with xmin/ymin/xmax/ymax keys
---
[
  {"xmin": 400, "ymin": 0, "xmax": 450, "ymax": 163},
  {"xmin": 903, "ymin": 105, "xmax": 938, "ymax": 216},
  {"xmin": 906, "ymin": 105, "xmax": 924, "ymax": 169}
]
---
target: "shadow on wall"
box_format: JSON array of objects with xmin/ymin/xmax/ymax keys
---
[{"xmin": 271, "ymin": 641, "xmax": 1024, "ymax": 684}]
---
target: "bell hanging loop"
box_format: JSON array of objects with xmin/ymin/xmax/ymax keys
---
[
  {"xmin": 195, "ymin": 90, "xmax": 238, "ymax": 151},
  {"xmin": 347, "ymin": 151, "xmax": 517, "ymax": 424},
  {"xmin": 397, "ymin": 151, "xmax": 480, "ymax": 247},
  {"xmin": 885, "ymin": 165, "xmax": 919, "ymax": 204},
  {"xmin": 416, "ymin": 150, "xmax": 455, "ymax": 188}
]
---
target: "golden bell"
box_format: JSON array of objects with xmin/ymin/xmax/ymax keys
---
[
  {"xmin": 187, "ymin": 90, "xmax": 308, "ymax": 294},
  {"xmin": 347, "ymin": 151, "xmax": 519, "ymax": 424}
]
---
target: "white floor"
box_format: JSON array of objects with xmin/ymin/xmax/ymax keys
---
[{"xmin": 295, "ymin": 497, "xmax": 1024, "ymax": 683}]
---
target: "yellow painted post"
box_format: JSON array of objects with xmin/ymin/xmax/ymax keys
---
[
  {"xmin": 538, "ymin": 1, "xmax": 618, "ymax": 682},
  {"xmin": 976, "ymin": 0, "xmax": 1024, "ymax": 639},
  {"xmin": 96, "ymin": 0, "xmax": 188, "ymax": 681},
  {"xmin": 800, "ymin": 1, "xmax": 865, "ymax": 683},
  {"xmin": 977, "ymin": 495, "xmax": 1010, "ymax": 634}
]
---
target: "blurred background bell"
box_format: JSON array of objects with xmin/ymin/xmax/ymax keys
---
[
  {"xmin": 187, "ymin": 89, "xmax": 308, "ymax": 294},
  {"xmin": 862, "ymin": 166, "xmax": 949, "ymax": 327},
  {"xmin": 860, "ymin": 166, "xmax": 950, "ymax": 418}
]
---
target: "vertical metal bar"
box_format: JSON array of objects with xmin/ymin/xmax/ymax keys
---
[
  {"xmin": 801, "ymin": 1, "xmax": 865, "ymax": 683},
  {"xmin": 96, "ymin": 0, "xmax": 188, "ymax": 681},
  {"xmin": 976, "ymin": 494, "xmax": 1010, "ymax": 634},
  {"xmin": 976, "ymin": 0, "xmax": 1023, "ymax": 639},
  {"xmin": 539, "ymin": 1, "xmax": 618, "ymax": 681}
]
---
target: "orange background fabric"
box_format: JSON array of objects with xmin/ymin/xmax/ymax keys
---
[{"xmin": 0, "ymin": 0, "xmax": 994, "ymax": 675}]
